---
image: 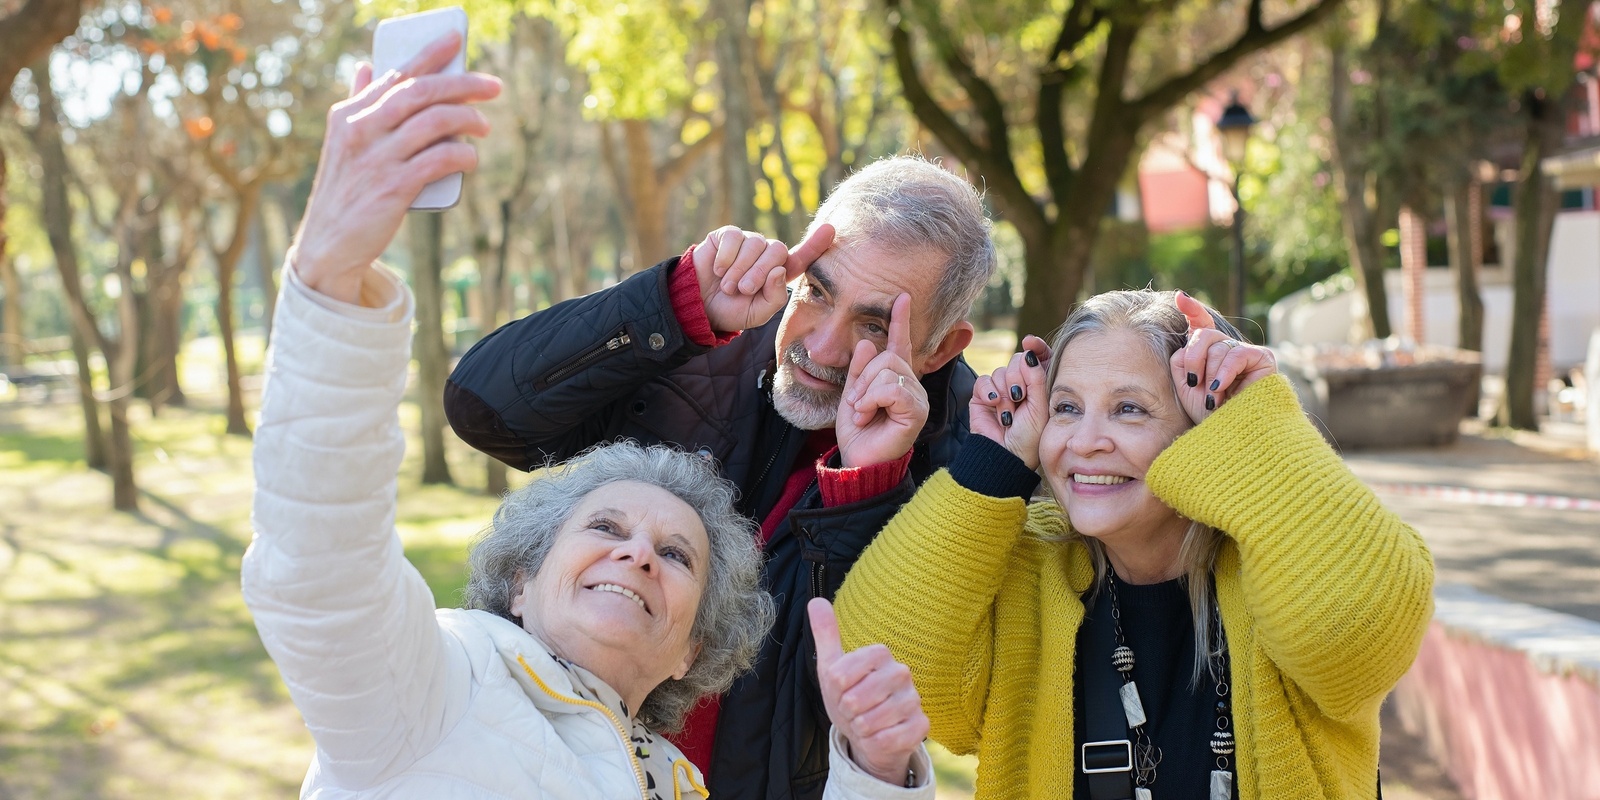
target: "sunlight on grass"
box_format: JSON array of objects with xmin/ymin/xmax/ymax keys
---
[
  {"xmin": 964, "ymin": 329, "xmax": 1022, "ymax": 376},
  {"xmin": 1, "ymin": 326, "xmax": 1018, "ymax": 796},
  {"xmin": 0, "ymin": 384, "xmax": 527, "ymax": 798},
  {"xmin": 930, "ymin": 741, "xmax": 979, "ymax": 799}
]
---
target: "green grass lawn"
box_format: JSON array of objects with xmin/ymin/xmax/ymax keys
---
[
  {"xmin": 0, "ymin": 381, "xmax": 527, "ymax": 798},
  {"xmin": 0, "ymin": 329, "xmax": 1018, "ymax": 798}
]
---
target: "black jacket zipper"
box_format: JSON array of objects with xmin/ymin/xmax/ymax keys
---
[{"xmin": 534, "ymin": 330, "xmax": 632, "ymax": 391}]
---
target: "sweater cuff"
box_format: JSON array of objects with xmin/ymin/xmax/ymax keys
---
[
  {"xmin": 817, "ymin": 447, "xmax": 913, "ymax": 507},
  {"xmin": 828, "ymin": 728, "xmax": 934, "ymax": 798},
  {"xmin": 284, "ymin": 251, "xmax": 410, "ymax": 324},
  {"xmin": 669, "ymin": 245, "xmax": 739, "ymax": 347},
  {"xmin": 949, "ymin": 436, "xmax": 1040, "ymax": 501}
]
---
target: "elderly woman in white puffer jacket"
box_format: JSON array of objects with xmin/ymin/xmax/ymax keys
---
[{"xmin": 242, "ymin": 31, "xmax": 934, "ymax": 800}]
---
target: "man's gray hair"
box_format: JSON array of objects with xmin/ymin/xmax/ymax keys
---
[
  {"xmin": 465, "ymin": 441, "xmax": 774, "ymax": 733},
  {"xmin": 806, "ymin": 155, "xmax": 996, "ymax": 352}
]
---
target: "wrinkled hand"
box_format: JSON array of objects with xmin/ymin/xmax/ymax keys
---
[
  {"xmin": 809, "ymin": 598, "xmax": 928, "ymax": 787},
  {"xmin": 1170, "ymin": 290, "xmax": 1278, "ymax": 424},
  {"xmin": 291, "ymin": 31, "xmax": 502, "ymax": 304},
  {"xmin": 970, "ymin": 335, "xmax": 1052, "ymax": 470},
  {"xmin": 692, "ymin": 224, "xmax": 835, "ymax": 333},
  {"xmin": 835, "ymin": 294, "xmax": 926, "ymax": 468}
]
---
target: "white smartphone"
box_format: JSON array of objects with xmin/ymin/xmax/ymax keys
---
[{"xmin": 372, "ymin": 6, "xmax": 469, "ymax": 212}]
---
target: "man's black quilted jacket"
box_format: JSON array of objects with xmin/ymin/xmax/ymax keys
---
[{"xmin": 444, "ymin": 256, "xmax": 974, "ymax": 800}]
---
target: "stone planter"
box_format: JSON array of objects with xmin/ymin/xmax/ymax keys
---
[{"xmin": 1279, "ymin": 344, "xmax": 1483, "ymax": 451}]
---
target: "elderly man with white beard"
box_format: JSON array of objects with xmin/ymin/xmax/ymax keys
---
[{"xmin": 445, "ymin": 153, "xmax": 995, "ymax": 800}]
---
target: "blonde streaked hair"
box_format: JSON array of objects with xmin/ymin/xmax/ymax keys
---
[{"xmin": 1043, "ymin": 289, "xmax": 1245, "ymax": 686}]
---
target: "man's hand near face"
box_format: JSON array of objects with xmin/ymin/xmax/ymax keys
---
[
  {"xmin": 834, "ymin": 294, "xmax": 927, "ymax": 468},
  {"xmin": 692, "ymin": 224, "xmax": 835, "ymax": 333}
]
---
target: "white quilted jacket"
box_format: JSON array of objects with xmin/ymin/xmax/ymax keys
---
[{"xmin": 242, "ymin": 265, "xmax": 933, "ymax": 800}]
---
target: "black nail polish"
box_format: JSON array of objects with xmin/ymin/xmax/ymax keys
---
[
  {"xmin": 1209, "ymin": 379, "xmax": 1221, "ymax": 391},
  {"xmin": 1000, "ymin": 411, "xmax": 1013, "ymax": 427},
  {"xmin": 1187, "ymin": 372, "xmax": 1198, "ymax": 387},
  {"xmin": 988, "ymin": 391, "xmax": 999, "ymax": 401},
  {"xmin": 1024, "ymin": 350, "xmax": 1039, "ymax": 368},
  {"xmin": 1205, "ymin": 394, "xmax": 1215, "ymax": 411},
  {"xmin": 1010, "ymin": 385, "xmax": 1023, "ymax": 402}
]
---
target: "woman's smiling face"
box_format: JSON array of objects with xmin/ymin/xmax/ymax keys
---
[
  {"xmin": 1038, "ymin": 329, "xmax": 1194, "ymax": 549},
  {"xmin": 511, "ymin": 481, "xmax": 710, "ymax": 688}
]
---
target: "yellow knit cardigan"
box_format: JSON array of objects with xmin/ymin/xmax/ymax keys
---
[{"xmin": 836, "ymin": 374, "xmax": 1434, "ymax": 800}]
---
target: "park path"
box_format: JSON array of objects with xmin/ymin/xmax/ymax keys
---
[{"xmin": 1342, "ymin": 418, "xmax": 1599, "ymax": 800}]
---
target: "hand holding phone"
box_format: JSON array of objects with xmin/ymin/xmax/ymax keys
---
[
  {"xmin": 287, "ymin": 9, "xmax": 500, "ymax": 304},
  {"xmin": 373, "ymin": 7, "xmax": 469, "ymax": 211}
]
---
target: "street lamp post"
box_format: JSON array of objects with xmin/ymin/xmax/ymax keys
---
[{"xmin": 1216, "ymin": 93, "xmax": 1256, "ymax": 321}]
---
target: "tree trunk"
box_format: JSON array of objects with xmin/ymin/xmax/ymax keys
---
[
  {"xmin": 148, "ymin": 266, "xmax": 187, "ymax": 410},
  {"xmin": 410, "ymin": 213, "xmax": 454, "ymax": 486},
  {"xmin": 469, "ymin": 177, "xmax": 510, "ymax": 497},
  {"xmin": 106, "ymin": 336, "xmax": 138, "ymax": 511},
  {"xmin": 34, "ymin": 66, "xmax": 139, "ymax": 510},
  {"xmin": 68, "ymin": 324, "xmax": 107, "ymax": 470},
  {"xmin": 1015, "ymin": 219, "xmax": 1093, "ymax": 345},
  {"xmin": 1328, "ymin": 43, "xmax": 1391, "ymax": 341},
  {"xmin": 712, "ymin": 0, "xmax": 757, "ymax": 230},
  {"xmin": 622, "ymin": 119, "xmax": 669, "ymax": 271},
  {"xmin": 1, "ymin": 3, "xmax": 88, "ymax": 372},
  {"xmin": 0, "ymin": 149, "xmax": 22, "ymax": 371},
  {"xmin": 1497, "ymin": 96, "xmax": 1565, "ymax": 431},
  {"xmin": 254, "ymin": 201, "xmax": 279, "ymax": 340},
  {"xmin": 1445, "ymin": 179, "xmax": 1483, "ymax": 353},
  {"xmin": 214, "ymin": 186, "xmax": 261, "ymax": 436}
]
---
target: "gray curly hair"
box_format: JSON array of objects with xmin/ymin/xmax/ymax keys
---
[
  {"xmin": 465, "ymin": 441, "xmax": 775, "ymax": 733},
  {"xmin": 1047, "ymin": 289, "xmax": 1245, "ymax": 687}
]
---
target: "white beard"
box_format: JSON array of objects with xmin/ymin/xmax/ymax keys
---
[{"xmin": 771, "ymin": 357, "xmax": 842, "ymax": 430}]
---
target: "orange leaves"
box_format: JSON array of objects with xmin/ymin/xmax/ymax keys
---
[
  {"xmin": 149, "ymin": 9, "xmax": 247, "ymax": 62},
  {"xmin": 183, "ymin": 116, "xmax": 215, "ymax": 140}
]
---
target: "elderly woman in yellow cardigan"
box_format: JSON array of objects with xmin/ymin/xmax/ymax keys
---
[{"xmin": 831, "ymin": 289, "xmax": 1433, "ymax": 800}]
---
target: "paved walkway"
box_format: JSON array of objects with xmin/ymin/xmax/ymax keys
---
[
  {"xmin": 1341, "ymin": 417, "xmax": 1599, "ymax": 799},
  {"xmin": 1342, "ymin": 418, "xmax": 1600, "ymax": 623}
]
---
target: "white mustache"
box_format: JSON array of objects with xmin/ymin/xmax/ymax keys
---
[{"xmin": 783, "ymin": 342, "xmax": 846, "ymax": 387}]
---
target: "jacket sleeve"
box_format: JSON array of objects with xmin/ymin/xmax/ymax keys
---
[
  {"xmin": 444, "ymin": 258, "xmax": 712, "ymax": 470},
  {"xmin": 1147, "ymin": 373, "xmax": 1435, "ymax": 724},
  {"xmin": 242, "ymin": 267, "xmax": 470, "ymax": 788},
  {"xmin": 832, "ymin": 445, "xmax": 1037, "ymax": 755},
  {"xmin": 821, "ymin": 728, "xmax": 934, "ymax": 800}
]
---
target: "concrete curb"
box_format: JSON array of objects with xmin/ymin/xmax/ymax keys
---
[
  {"xmin": 1370, "ymin": 483, "xmax": 1600, "ymax": 513},
  {"xmin": 1392, "ymin": 584, "xmax": 1600, "ymax": 800}
]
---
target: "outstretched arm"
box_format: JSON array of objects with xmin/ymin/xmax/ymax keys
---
[
  {"xmin": 444, "ymin": 225, "xmax": 833, "ymax": 470},
  {"xmin": 243, "ymin": 34, "xmax": 495, "ymax": 786}
]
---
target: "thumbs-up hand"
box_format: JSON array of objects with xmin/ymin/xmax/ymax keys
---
[{"xmin": 808, "ymin": 598, "xmax": 930, "ymax": 786}]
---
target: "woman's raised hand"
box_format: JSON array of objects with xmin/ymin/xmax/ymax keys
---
[
  {"xmin": 1170, "ymin": 290, "xmax": 1278, "ymax": 424},
  {"xmin": 291, "ymin": 31, "xmax": 502, "ymax": 304},
  {"xmin": 970, "ymin": 335, "xmax": 1051, "ymax": 470},
  {"xmin": 835, "ymin": 294, "xmax": 927, "ymax": 468},
  {"xmin": 809, "ymin": 598, "xmax": 929, "ymax": 787}
]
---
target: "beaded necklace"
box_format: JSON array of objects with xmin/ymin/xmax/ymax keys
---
[{"xmin": 1100, "ymin": 566, "xmax": 1235, "ymax": 800}]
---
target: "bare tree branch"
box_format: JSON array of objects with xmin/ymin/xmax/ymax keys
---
[
  {"xmin": 1131, "ymin": 0, "xmax": 1343, "ymax": 122},
  {"xmin": 659, "ymin": 122, "xmax": 725, "ymax": 192},
  {"xmin": 1050, "ymin": 0, "xmax": 1106, "ymax": 63},
  {"xmin": 904, "ymin": 0, "xmax": 1012, "ymax": 165},
  {"xmin": 884, "ymin": 0, "xmax": 1044, "ymax": 240}
]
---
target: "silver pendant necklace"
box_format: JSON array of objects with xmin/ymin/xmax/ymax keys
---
[{"xmin": 1102, "ymin": 567, "xmax": 1234, "ymax": 800}]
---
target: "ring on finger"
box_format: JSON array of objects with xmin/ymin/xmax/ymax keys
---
[{"xmin": 896, "ymin": 374, "xmax": 906, "ymax": 389}]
